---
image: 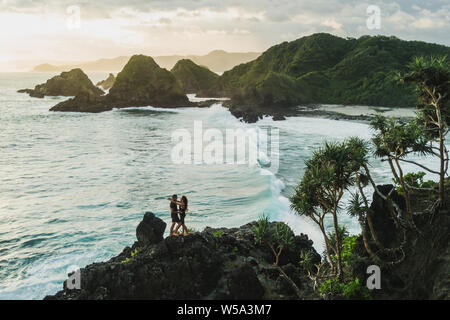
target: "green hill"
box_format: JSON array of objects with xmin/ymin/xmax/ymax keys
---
[
  {"xmin": 171, "ymin": 59, "xmax": 219, "ymax": 94},
  {"xmin": 108, "ymin": 55, "xmax": 189, "ymax": 108},
  {"xmin": 212, "ymin": 33, "xmax": 450, "ymax": 112}
]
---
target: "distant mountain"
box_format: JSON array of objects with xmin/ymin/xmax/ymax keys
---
[
  {"xmin": 32, "ymin": 51, "xmax": 261, "ymax": 74},
  {"xmin": 207, "ymin": 33, "xmax": 450, "ymax": 119}
]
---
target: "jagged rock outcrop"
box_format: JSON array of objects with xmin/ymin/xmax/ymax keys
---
[
  {"xmin": 171, "ymin": 59, "xmax": 219, "ymax": 94},
  {"xmin": 136, "ymin": 212, "xmax": 166, "ymax": 246},
  {"xmin": 50, "ymin": 55, "xmax": 194, "ymax": 113},
  {"xmin": 351, "ymin": 184, "xmax": 450, "ymax": 300},
  {"xmin": 44, "ymin": 213, "xmax": 320, "ymax": 300},
  {"xmin": 18, "ymin": 69, "xmax": 104, "ymax": 98},
  {"xmin": 96, "ymin": 73, "xmax": 116, "ymax": 90}
]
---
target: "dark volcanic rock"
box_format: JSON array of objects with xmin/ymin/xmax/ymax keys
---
[
  {"xmin": 50, "ymin": 91, "xmax": 111, "ymax": 113},
  {"xmin": 227, "ymin": 265, "xmax": 264, "ymax": 300},
  {"xmin": 355, "ymin": 184, "xmax": 450, "ymax": 300},
  {"xmin": 44, "ymin": 218, "xmax": 319, "ymax": 300},
  {"xmin": 50, "ymin": 55, "xmax": 193, "ymax": 113},
  {"xmin": 19, "ymin": 68, "xmax": 104, "ymax": 98},
  {"xmin": 136, "ymin": 212, "xmax": 166, "ymax": 246}
]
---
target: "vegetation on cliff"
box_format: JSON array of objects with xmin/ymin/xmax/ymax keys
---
[
  {"xmin": 108, "ymin": 55, "xmax": 189, "ymax": 108},
  {"xmin": 211, "ymin": 33, "xmax": 450, "ymax": 116},
  {"xmin": 171, "ymin": 59, "xmax": 219, "ymax": 94}
]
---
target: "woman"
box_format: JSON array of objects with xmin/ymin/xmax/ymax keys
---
[{"xmin": 174, "ymin": 196, "xmax": 189, "ymax": 236}]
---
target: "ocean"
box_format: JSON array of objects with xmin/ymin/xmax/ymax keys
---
[{"xmin": 0, "ymin": 72, "xmax": 441, "ymax": 299}]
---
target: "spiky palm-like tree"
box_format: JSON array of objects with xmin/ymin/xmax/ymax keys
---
[
  {"xmin": 290, "ymin": 141, "xmax": 356, "ymax": 279},
  {"xmin": 400, "ymin": 55, "xmax": 450, "ymax": 208},
  {"xmin": 370, "ymin": 115, "xmax": 434, "ymax": 229}
]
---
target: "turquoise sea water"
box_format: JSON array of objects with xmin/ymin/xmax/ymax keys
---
[{"xmin": 0, "ymin": 72, "xmax": 442, "ymax": 299}]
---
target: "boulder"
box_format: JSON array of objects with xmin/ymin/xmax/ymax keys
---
[{"xmin": 136, "ymin": 212, "xmax": 166, "ymax": 246}]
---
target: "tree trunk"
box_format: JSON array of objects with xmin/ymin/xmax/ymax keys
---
[
  {"xmin": 393, "ymin": 158, "xmax": 415, "ymax": 229},
  {"xmin": 436, "ymin": 106, "xmax": 445, "ymax": 206},
  {"xmin": 331, "ymin": 203, "xmax": 343, "ymax": 280},
  {"xmin": 356, "ymin": 173, "xmax": 383, "ymax": 249},
  {"xmin": 276, "ymin": 265, "xmax": 303, "ymax": 299},
  {"xmin": 319, "ymin": 223, "xmax": 335, "ymax": 271}
]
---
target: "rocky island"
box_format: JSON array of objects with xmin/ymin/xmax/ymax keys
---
[
  {"xmin": 18, "ymin": 68, "xmax": 104, "ymax": 98},
  {"xmin": 171, "ymin": 59, "xmax": 219, "ymax": 94},
  {"xmin": 50, "ymin": 55, "xmax": 194, "ymax": 113},
  {"xmin": 27, "ymin": 34, "xmax": 449, "ymax": 122}
]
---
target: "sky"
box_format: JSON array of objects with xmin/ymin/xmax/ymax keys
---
[{"xmin": 0, "ymin": 0, "xmax": 449, "ymax": 71}]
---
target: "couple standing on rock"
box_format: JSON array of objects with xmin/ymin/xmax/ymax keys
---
[{"xmin": 167, "ymin": 194, "xmax": 189, "ymax": 236}]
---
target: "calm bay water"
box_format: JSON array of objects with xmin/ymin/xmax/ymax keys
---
[{"xmin": 0, "ymin": 72, "xmax": 441, "ymax": 299}]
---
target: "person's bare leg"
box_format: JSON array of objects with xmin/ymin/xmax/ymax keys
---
[
  {"xmin": 182, "ymin": 224, "xmax": 189, "ymax": 236},
  {"xmin": 169, "ymin": 222, "xmax": 176, "ymax": 236},
  {"xmin": 174, "ymin": 222, "xmax": 182, "ymax": 235}
]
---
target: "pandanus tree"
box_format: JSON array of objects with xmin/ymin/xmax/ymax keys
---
[
  {"xmin": 370, "ymin": 116, "xmax": 433, "ymax": 228},
  {"xmin": 399, "ymin": 56, "xmax": 450, "ymax": 208},
  {"xmin": 290, "ymin": 141, "xmax": 357, "ymax": 279},
  {"xmin": 345, "ymin": 138, "xmax": 384, "ymax": 253}
]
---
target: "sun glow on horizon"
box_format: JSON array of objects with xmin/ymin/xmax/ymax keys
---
[{"xmin": 0, "ymin": 1, "xmax": 449, "ymax": 71}]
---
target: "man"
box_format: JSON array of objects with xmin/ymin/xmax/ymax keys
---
[{"xmin": 168, "ymin": 194, "xmax": 180, "ymax": 236}]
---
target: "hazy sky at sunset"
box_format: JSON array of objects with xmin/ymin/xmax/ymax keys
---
[{"xmin": 1, "ymin": 0, "xmax": 449, "ymax": 71}]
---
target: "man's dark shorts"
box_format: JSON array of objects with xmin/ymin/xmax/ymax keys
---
[{"xmin": 171, "ymin": 212, "xmax": 180, "ymax": 223}]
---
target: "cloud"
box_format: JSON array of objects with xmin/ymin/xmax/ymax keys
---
[{"xmin": 0, "ymin": 0, "xmax": 448, "ymax": 70}]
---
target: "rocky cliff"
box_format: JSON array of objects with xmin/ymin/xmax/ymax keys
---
[{"xmin": 45, "ymin": 212, "xmax": 320, "ymax": 300}]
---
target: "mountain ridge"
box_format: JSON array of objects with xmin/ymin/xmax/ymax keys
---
[{"xmin": 32, "ymin": 51, "xmax": 261, "ymax": 74}]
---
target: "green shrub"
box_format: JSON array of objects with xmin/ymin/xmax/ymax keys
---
[
  {"xmin": 121, "ymin": 248, "xmax": 141, "ymax": 264},
  {"xmin": 213, "ymin": 230, "xmax": 225, "ymax": 238},
  {"xmin": 341, "ymin": 278, "xmax": 372, "ymax": 300},
  {"xmin": 393, "ymin": 171, "xmax": 435, "ymax": 194},
  {"xmin": 319, "ymin": 278, "xmax": 342, "ymax": 296},
  {"xmin": 320, "ymin": 277, "xmax": 372, "ymax": 300},
  {"xmin": 341, "ymin": 235, "xmax": 358, "ymax": 267}
]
